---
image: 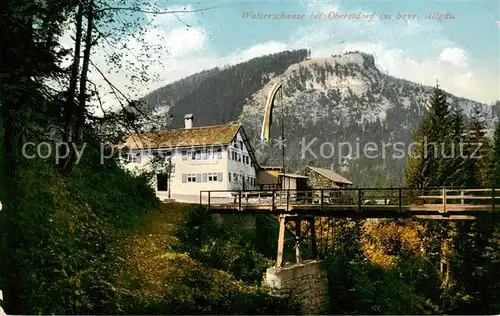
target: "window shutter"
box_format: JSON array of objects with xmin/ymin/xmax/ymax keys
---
[
  {"xmin": 218, "ymin": 172, "xmax": 223, "ymax": 182},
  {"xmin": 203, "ymin": 173, "xmax": 207, "ymax": 182},
  {"xmin": 196, "ymin": 173, "xmax": 201, "ymax": 183},
  {"xmin": 182, "ymin": 174, "xmax": 187, "ymax": 183}
]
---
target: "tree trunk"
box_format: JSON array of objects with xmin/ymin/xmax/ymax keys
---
[
  {"xmin": 76, "ymin": 1, "xmax": 93, "ymax": 144},
  {"xmin": 63, "ymin": 4, "xmax": 83, "ymax": 144},
  {"xmin": 61, "ymin": 4, "xmax": 83, "ymax": 171}
]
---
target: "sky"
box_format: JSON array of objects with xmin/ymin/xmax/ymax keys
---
[{"xmin": 83, "ymin": 0, "xmax": 500, "ymax": 110}]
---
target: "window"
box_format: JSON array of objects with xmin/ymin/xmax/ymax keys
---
[
  {"xmin": 234, "ymin": 173, "xmax": 239, "ymax": 182},
  {"xmin": 239, "ymin": 141, "xmax": 244, "ymax": 150},
  {"xmin": 127, "ymin": 152, "xmax": 141, "ymax": 163},
  {"xmin": 183, "ymin": 149, "xmax": 207, "ymax": 160},
  {"xmin": 228, "ymin": 172, "xmax": 231, "ymax": 182},
  {"xmin": 237, "ymin": 153, "xmax": 241, "ymax": 162},
  {"xmin": 153, "ymin": 149, "xmax": 171, "ymax": 157},
  {"xmin": 205, "ymin": 148, "xmax": 221, "ymax": 160},
  {"xmin": 184, "ymin": 173, "xmax": 202, "ymax": 183},
  {"xmin": 208, "ymin": 173, "xmax": 218, "ymax": 182}
]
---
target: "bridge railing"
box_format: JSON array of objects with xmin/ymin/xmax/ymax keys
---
[{"xmin": 200, "ymin": 188, "xmax": 499, "ymax": 212}]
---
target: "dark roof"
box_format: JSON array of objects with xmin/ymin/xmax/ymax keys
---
[{"xmin": 299, "ymin": 166, "xmax": 353, "ymax": 185}]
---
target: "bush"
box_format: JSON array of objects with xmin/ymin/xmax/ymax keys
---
[{"xmin": 324, "ymin": 249, "xmax": 439, "ymax": 315}]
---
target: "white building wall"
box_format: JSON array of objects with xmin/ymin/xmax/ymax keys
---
[
  {"xmin": 171, "ymin": 146, "xmax": 229, "ymax": 199},
  {"xmin": 227, "ymin": 132, "xmax": 257, "ymax": 191},
  {"xmin": 121, "ymin": 131, "xmax": 259, "ymax": 203},
  {"xmin": 122, "ymin": 146, "xmax": 232, "ymax": 202}
]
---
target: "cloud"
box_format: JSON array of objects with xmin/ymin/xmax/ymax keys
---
[
  {"xmin": 88, "ymin": 4, "xmax": 211, "ymax": 111},
  {"xmin": 226, "ymin": 42, "xmax": 289, "ymax": 64},
  {"xmin": 84, "ymin": 1, "xmax": 497, "ymax": 113},
  {"xmin": 439, "ymin": 48, "xmax": 468, "ymax": 66}
]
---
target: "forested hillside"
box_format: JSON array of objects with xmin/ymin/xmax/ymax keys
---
[
  {"xmin": 142, "ymin": 51, "xmax": 499, "ymax": 187},
  {"xmin": 142, "ymin": 49, "xmax": 310, "ymax": 127}
]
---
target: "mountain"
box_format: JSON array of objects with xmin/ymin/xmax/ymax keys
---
[{"xmin": 140, "ymin": 50, "xmax": 499, "ymax": 187}]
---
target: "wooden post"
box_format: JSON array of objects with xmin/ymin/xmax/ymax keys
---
[
  {"xmin": 493, "ymin": 188, "xmax": 496, "ymax": 212},
  {"xmin": 238, "ymin": 191, "xmax": 241, "ymax": 211},
  {"xmin": 442, "ymin": 188, "xmax": 447, "ymax": 213},
  {"xmin": 272, "ymin": 190, "xmax": 275, "ymax": 211},
  {"xmin": 295, "ymin": 219, "xmax": 302, "ymax": 264},
  {"xmin": 310, "ymin": 218, "xmax": 318, "ymax": 259},
  {"xmin": 358, "ymin": 189, "xmax": 362, "ymax": 212},
  {"xmin": 398, "ymin": 188, "xmax": 402, "ymax": 212},
  {"xmin": 286, "ymin": 190, "xmax": 290, "ymax": 212},
  {"xmin": 461, "ymin": 190, "xmax": 464, "ymax": 205},
  {"xmin": 208, "ymin": 191, "xmax": 211, "ymax": 208},
  {"xmin": 199, "ymin": 191, "xmax": 202, "ymax": 205},
  {"xmin": 276, "ymin": 215, "xmax": 286, "ymax": 268},
  {"xmin": 321, "ymin": 189, "xmax": 324, "ymax": 211}
]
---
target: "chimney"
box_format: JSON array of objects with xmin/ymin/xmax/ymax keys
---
[{"xmin": 184, "ymin": 114, "xmax": 194, "ymax": 129}]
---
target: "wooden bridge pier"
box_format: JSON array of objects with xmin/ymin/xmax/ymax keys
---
[{"xmin": 276, "ymin": 215, "xmax": 319, "ymax": 268}]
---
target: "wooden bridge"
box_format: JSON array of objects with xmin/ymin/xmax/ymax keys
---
[
  {"xmin": 200, "ymin": 187, "xmax": 499, "ymax": 267},
  {"xmin": 200, "ymin": 187, "xmax": 498, "ymax": 220}
]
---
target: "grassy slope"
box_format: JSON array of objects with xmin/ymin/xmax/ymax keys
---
[{"xmin": 114, "ymin": 202, "xmax": 296, "ymax": 314}]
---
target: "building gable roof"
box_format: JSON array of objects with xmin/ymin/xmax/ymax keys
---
[
  {"xmin": 123, "ymin": 124, "xmax": 260, "ymax": 169},
  {"xmin": 302, "ymin": 166, "xmax": 353, "ymax": 185},
  {"xmin": 124, "ymin": 124, "xmax": 241, "ymax": 150}
]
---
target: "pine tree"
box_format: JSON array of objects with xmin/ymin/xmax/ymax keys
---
[
  {"xmin": 463, "ymin": 107, "xmax": 492, "ymax": 187},
  {"xmin": 404, "ymin": 84, "xmax": 456, "ymax": 187},
  {"xmin": 491, "ymin": 122, "xmax": 500, "ymax": 187},
  {"xmin": 403, "ymin": 85, "xmax": 463, "ymax": 308},
  {"xmin": 444, "ymin": 106, "xmax": 469, "ymax": 186}
]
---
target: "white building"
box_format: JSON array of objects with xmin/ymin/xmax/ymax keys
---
[{"xmin": 122, "ymin": 114, "xmax": 260, "ymax": 203}]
